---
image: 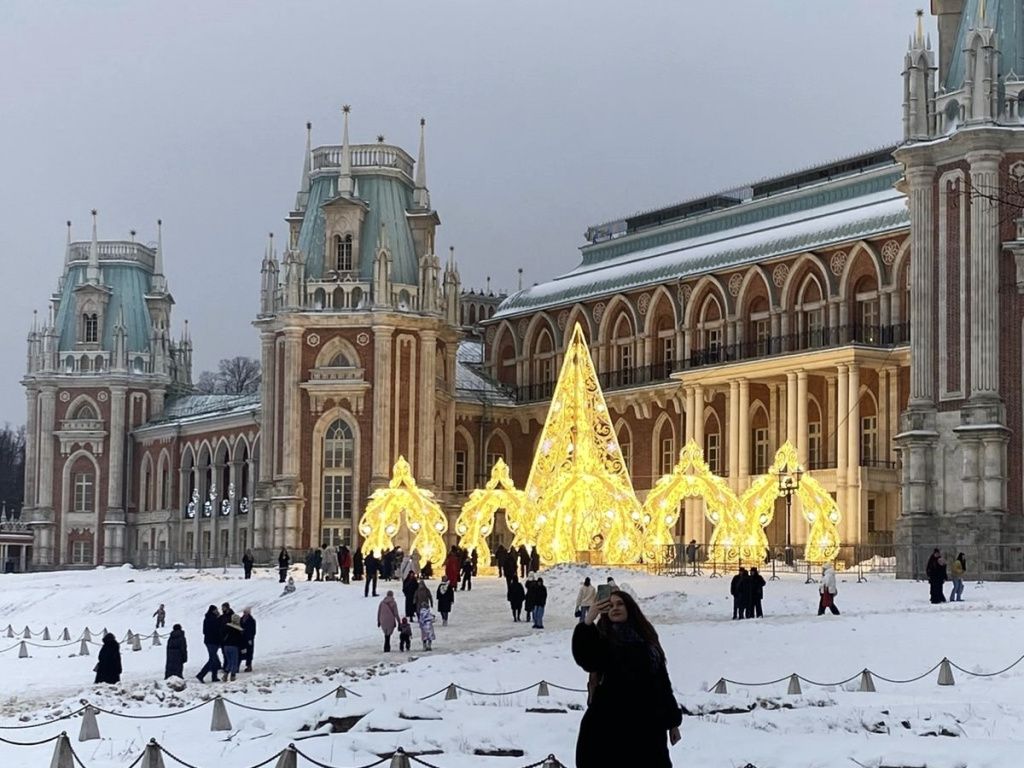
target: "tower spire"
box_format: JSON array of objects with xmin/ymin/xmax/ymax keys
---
[
  {"xmin": 295, "ymin": 122, "xmax": 313, "ymax": 210},
  {"xmin": 86, "ymin": 209, "xmax": 101, "ymax": 283},
  {"xmin": 64, "ymin": 220, "xmax": 72, "ymax": 267},
  {"xmin": 152, "ymin": 218, "xmax": 167, "ymax": 293},
  {"xmin": 413, "ymin": 117, "xmax": 430, "ymax": 209},
  {"xmin": 338, "ymin": 105, "xmax": 354, "ymax": 197},
  {"xmin": 915, "ymin": 8, "xmax": 925, "ymax": 47}
]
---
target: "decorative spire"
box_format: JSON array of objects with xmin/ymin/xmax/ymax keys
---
[
  {"xmin": 518, "ymin": 268, "xmax": 523, "ymax": 291},
  {"xmin": 979, "ymin": 0, "xmax": 987, "ymax": 26},
  {"xmin": 152, "ymin": 219, "xmax": 167, "ymax": 293},
  {"xmin": 86, "ymin": 209, "xmax": 101, "ymax": 283},
  {"xmin": 339, "ymin": 106, "xmax": 354, "ymax": 197},
  {"xmin": 413, "ymin": 117, "xmax": 430, "ymax": 209},
  {"xmin": 915, "ymin": 8, "xmax": 925, "ymax": 47},
  {"xmin": 294, "ymin": 122, "xmax": 313, "ymax": 210},
  {"xmin": 64, "ymin": 220, "xmax": 72, "ymax": 266}
]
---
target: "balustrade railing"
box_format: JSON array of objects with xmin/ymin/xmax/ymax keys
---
[{"xmin": 311, "ymin": 144, "xmax": 414, "ymax": 179}]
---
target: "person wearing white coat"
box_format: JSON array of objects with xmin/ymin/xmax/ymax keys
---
[
  {"xmin": 817, "ymin": 564, "xmax": 839, "ymax": 615},
  {"xmin": 323, "ymin": 545, "xmax": 339, "ymax": 581},
  {"xmin": 574, "ymin": 577, "xmax": 598, "ymax": 623}
]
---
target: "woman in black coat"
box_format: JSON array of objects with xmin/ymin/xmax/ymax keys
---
[
  {"xmin": 573, "ymin": 590, "xmax": 681, "ymax": 767},
  {"xmin": 402, "ymin": 571, "xmax": 419, "ymax": 619},
  {"xmin": 278, "ymin": 548, "xmax": 290, "ymax": 583},
  {"xmin": 164, "ymin": 624, "xmax": 188, "ymax": 679},
  {"xmin": 94, "ymin": 633, "xmax": 122, "ymax": 685},
  {"xmin": 507, "ymin": 576, "xmax": 525, "ymax": 621}
]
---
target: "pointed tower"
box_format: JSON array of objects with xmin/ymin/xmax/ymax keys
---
[
  {"xmin": 903, "ymin": 9, "xmax": 937, "ymax": 141},
  {"xmin": 338, "ymin": 105, "xmax": 354, "ymax": 197},
  {"xmin": 373, "ymin": 222, "xmax": 393, "ymax": 307},
  {"xmin": 259, "ymin": 232, "xmax": 280, "ymax": 315},
  {"xmin": 519, "ymin": 324, "xmax": 643, "ymax": 565},
  {"xmin": 151, "ymin": 219, "xmax": 167, "ymax": 294},
  {"xmin": 86, "ymin": 210, "xmax": 101, "ymax": 284},
  {"xmin": 413, "ymin": 118, "xmax": 430, "ymax": 210},
  {"xmin": 444, "ymin": 246, "xmax": 461, "ymax": 326},
  {"xmin": 295, "ymin": 121, "xmax": 313, "ymax": 211}
]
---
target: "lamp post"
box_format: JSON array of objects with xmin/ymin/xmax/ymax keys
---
[{"xmin": 777, "ymin": 463, "xmax": 803, "ymax": 568}]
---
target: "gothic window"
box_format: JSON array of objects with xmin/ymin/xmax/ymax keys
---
[
  {"xmin": 73, "ymin": 403, "xmax": 97, "ymax": 420},
  {"xmin": 161, "ymin": 465, "xmax": 170, "ymax": 509},
  {"xmin": 334, "ymin": 234, "xmax": 353, "ymax": 272},
  {"xmin": 617, "ymin": 424, "xmax": 632, "ymax": 476},
  {"xmin": 660, "ymin": 436, "xmax": 675, "ymax": 477},
  {"xmin": 754, "ymin": 318, "xmax": 771, "ymax": 356},
  {"xmin": 533, "ymin": 328, "xmax": 555, "ymax": 393},
  {"xmin": 860, "ymin": 415, "xmax": 878, "ymax": 465},
  {"xmin": 329, "ymin": 351, "xmax": 353, "ymax": 368},
  {"xmin": 73, "ymin": 472, "xmax": 94, "ymax": 513},
  {"xmin": 753, "ymin": 427, "xmax": 769, "ymax": 475},
  {"xmin": 454, "ymin": 450, "xmax": 467, "ymax": 493},
  {"xmin": 808, "ymin": 421, "xmax": 822, "ymax": 468},
  {"xmin": 705, "ymin": 432, "xmax": 720, "ymax": 475},
  {"xmin": 71, "ymin": 539, "xmax": 93, "ymax": 565},
  {"xmin": 322, "ymin": 419, "xmax": 354, "ymax": 527},
  {"xmin": 83, "ymin": 314, "xmax": 98, "ymax": 344}
]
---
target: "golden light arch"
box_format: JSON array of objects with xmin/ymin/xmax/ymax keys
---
[
  {"xmin": 357, "ymin": 456, "xmax": 449, "ymax": 569},
  {"xmin": 739, "ymin": 441, "xmax": 841, "ymax": 563},
  {"xmin": 641, "ymin": 439, "xmax": 752, "ymax": 563},
  {"xmin": 454, "ymin": 458, "xmax": 527, "ymax": 567}
]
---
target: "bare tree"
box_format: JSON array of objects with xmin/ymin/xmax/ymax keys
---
[
  {"xmin": 0, "ymin": 425, "xmax": 26, "ymax": 516},
  {"xmin": 193, "ymin": 357, "xmax": 261, "ymax": 395}
]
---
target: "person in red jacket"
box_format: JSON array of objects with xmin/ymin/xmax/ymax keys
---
[{"xmin": 445, "ymin": 547, "xmax": 461, "ymax": 587}]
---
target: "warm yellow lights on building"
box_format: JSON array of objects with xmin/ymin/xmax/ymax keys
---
[
  {"xmin": 455, "ymin": 458, "xmax": 527, "ymax": 568},
  {"xmin": 357, "ymin": 455, "xmax": 449, "ymax": 569}
]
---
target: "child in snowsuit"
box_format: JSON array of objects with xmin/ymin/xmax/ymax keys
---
[
  {"xmin": 398, "ymin": 618, "xmax": 412, "ymax": 652},
  {"xmin": 153, "ymin": 604, "xmax": 166, "ymax": 629}
]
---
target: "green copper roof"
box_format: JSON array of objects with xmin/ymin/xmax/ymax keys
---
[
  {"xmin": 945, "ymin": 0, "xmax": 1024, "ymax": 89},
  {"xmin": 298, "ymin": 173, "xmax": 419, "ymax": 286},
  {"xmin": 496, "ymin": 185, "xmax": 908, "ymax": 318},
  {"xmin": 56, "ymin": 263, "xmax": 153, "ymax": 352}
]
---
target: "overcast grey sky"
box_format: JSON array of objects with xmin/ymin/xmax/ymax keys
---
[{"xmin": 0, "ymin": 0, "xmax": 928, "ymax": 425}]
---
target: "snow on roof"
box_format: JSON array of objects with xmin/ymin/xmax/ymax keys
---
[
  {"xmin": 145, "ymin": 392, "xmax": 260, "ymax": 426},
  {"xmin": 455, "ymin": 341, "xmax": 514, "ymax": 405}
]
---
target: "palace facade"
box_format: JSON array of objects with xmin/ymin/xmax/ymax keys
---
[{"xmin": 19, "ymin": 3, "xmax": 1024, "ymax": 574}]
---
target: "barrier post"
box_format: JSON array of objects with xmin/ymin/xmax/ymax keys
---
[
  {"xmin": 139, "ymin": 739, "xmax": 166, "ymax": 768},
  {"xmin": 274, "ymin": 744, "xmax": 298, "ymax": 768},
  {"xmin": 786, "ymin": 674, "xmax": 802, "ymax": 695},
  {"xmin": 389, "ymin": 748, "xmax": 411, "ymax": 768},
  {"xmin": 50, "ymin": 732, "xmax": 75, "ymax": 768},
  {"xmin": 18, "ymin": 640, "xmax": 28, "ymax": 658},
  {"xmin": 444, "ymin": 683, "xmax": 459, "ymax": 700},
  {"xmin": 211, "ymin": 695, "xmax": 232, "ymax": 731}
]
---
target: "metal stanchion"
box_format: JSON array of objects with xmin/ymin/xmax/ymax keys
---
[{"xmin": 768, "ymin": 555, "xmax": 779, "ymax": 582}]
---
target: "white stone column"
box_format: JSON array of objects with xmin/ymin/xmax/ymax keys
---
[
  {"xmin": 104, "ymin": 387, "xmax": 127, "ymax": 564},
  {"xmin": 878, "ymin": 368, "xmax": 890, "ymax": 465},
  {"xmin": 257, "ymin": 332, "xmax": 276, "ymax": 484},
  {"xmin": 967, "ymin": 151, "xmax": 1002, "ymax": 400},
  {"xmin": 738, "ymin": 379, "xmax": 750, "ymax": 479},
  {"xmin": 907, "ymin": 165, "xmax": 936, "ymax": 406},
  {"xmin": 36, "ymin": 387, "xmax": 56, "ymax": 511},
  {"xmin": 796, "ymin": 371, "xmax": 808, "ymax": 467},
  {"xmin": 280, "ymin": 328, "xmax": 303, "ymax": 477},
  {"xmin": 728, "ymin": 380, "xmax": 740, "ymax": 483},
  {"xmin": 418, "ymin": 330, "xmax": 437, "ymax": 484},
  {"xmin": 785, "ymin": 373, "xmax": 797, "ymax": 446},
  {"xmin": 684, "ymin": 387, "xmax": 694, "ymax": 442},
  {"xmin": 767, "ymin": 382, "xmax": 779, "ymax": 453},
  {"xmin": 372, "ymin": 326, "xmax": 395, "ymax": 480},
  {"xmin": 825, "ymin": 374, "xmax": 837, "ymax": 466},
  {"xmin": 836, "ymin": 364, "xmax": 849, "ymax": 526},
  {"xmin": 693, "ymin": 385, "xmax": 705, "ymax": 450},
  {"xmin": 847, "ymin": 365, "xmax": 862, "ymax": 542},
  {"xmin": 887, "ymin": 367, "xmax": 900, "ymax": 462},
  {"xmin": 23, "ymin": 389, "xmax": 38, "ymax": 510}
]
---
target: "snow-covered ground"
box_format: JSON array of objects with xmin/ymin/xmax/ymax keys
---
[{"xmin": 0, "ymin": 562, "xmax": 1021, "ymax": 767}]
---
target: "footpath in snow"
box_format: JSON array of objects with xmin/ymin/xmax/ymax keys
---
[{"xmin": 1, "ymin": 562, "xmax": 1023, "ymax": 767}]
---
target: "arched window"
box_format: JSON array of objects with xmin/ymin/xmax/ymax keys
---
[
  {"xmin": 329, "ymin": 351, "xmax": 353, "ymax": 367},
  {"xmin": 73, "ymin": 402, "xmax": 98, "ymax": 420},
  {"xmin": 322, "ymin": 419, "xmax": 355, "ymax": 546},
  {"xmin": 335, "ymin": 234, "xmax": 353, "ymax": 272},
  {"xmin": 83, "ymin": 314, "xmax": 98, "ymax": 344}
]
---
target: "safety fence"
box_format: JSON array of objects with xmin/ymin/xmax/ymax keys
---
[
  {"xmin": 0, "ymin": 734, "xmax": 570, "ymax": 768},
  {"xmin": 0, "ymin": 681, "xmax": 576, "ymax": 767},
  {"xmin": 708, "ymin": 649, "xmax": 1024, "ymax": 695},
  {"xmin": 0, "ymin": 624, "xmax": 171, "ymax": 656}
]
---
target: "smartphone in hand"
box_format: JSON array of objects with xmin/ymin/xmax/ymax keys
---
[{"xmin": 596, "ymin": 583, "xmax": 612, "ymax": 603}]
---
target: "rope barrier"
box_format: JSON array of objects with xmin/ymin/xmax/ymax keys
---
[
  {"xmin": 0, "ymin": 731, "xmax": 63, "ymax": 746},
  {"xmin": 0, "ymin": 707, "xmax": 87, "ymax": 730},
  {"xmin": 89, "ymin": 699, "xmax": 212, "ymax": 719},
  {"xmin": 419, "ymin": 680, "xmax": 585, "ymax": 700},
  {"xmin": 291, "ymin": 745, "xmax": 391, "ymax": 768},
  {"xmin": 710, "ymin": 650, "xmax": 1024, "ymax": 692},
  {"xmin": 222, "ymin": 685, "xmax": 348, "ymax": 712}
]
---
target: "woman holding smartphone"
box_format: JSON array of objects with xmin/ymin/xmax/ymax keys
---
[{"xmin": 572, "ymin": 590, "xmax": 682, "ymax": 767}]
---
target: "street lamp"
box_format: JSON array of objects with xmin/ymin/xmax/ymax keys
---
[{"xmin": 777, "ymin": 463, "xmax": 803, "ymax": 567}]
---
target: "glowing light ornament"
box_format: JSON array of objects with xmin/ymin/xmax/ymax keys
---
[
  {"xmin": 357, "ymin": 456, "xmax": 448, "ymax": 569},
  {"xmin": 739, "ymin": 441, "xmax": 841, "ymax": 564},
  {"xmin": 455, "ymin": 458, "xmax": 527, "ymax": 567},
  {"xmin": 518, "ymin": 323, "xmax": 644, "ymax": 565},
  {"xmin": 641, "ymin": 439, "xmax": 748, "ymax": 564}
]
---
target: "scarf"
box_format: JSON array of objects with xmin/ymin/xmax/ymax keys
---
[{"xmin": 611, "ymin": 622, "xmax": 662, "ymax": 672}]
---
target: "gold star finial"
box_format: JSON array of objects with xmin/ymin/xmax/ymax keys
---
[
  {"xmin": 377, "ymin": 134, "xmax": 385, "ymax": 144},
  {"xmin": 342, "ymin": 104, "xmax": 351, "ymax": 114}
]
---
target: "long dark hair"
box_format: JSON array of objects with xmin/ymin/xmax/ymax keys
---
[{"xmin": 599, "ymin": 589, "xmax": 665, "ymax": 664}]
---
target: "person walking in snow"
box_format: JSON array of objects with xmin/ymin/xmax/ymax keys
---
[
  {"xmin": 240, "ymin": 607, "xmax": 256, "ymax": 672},
  {"xmin": 748, "ymin": 567, "xmax": 766, "ymax": 618},
  {"xmin": 573, "ymin": 590, "xmax": 682, "ymax": 767},
  {"xmin": 322, "ymin": 543, "xmax": 339, "ymax": 581},
  {"xmin": 399, "ymin": 551, "xmax": 415, "ymax": 582},
  {"xmin": 304, "ymin": 549, "xmax": 316, "ymax": 582},
  {"xmin": 221, "ymin": 615, "xmax": 245, "ymax": 681},
  {"xmin": 277, "ymin": 548, "xmax": 290, "ymax": 583},
  {"xmin": 398, "ymin": 618, "xmax": 412, "ymax": 652},
  {"xmin": 339, "ymin": 545, "xmax": 353, "ymax": 584},
  {"xmin": 529, "ymin": 546, "xmax": 541, "ymax": 574},
  {"xmin": 524, "ymin": 572, "xmax": 538, "ymax": 624},
  {"xmin": 495, "ymin": 544, "xmax": 507, "ymax": 579},
  {"xmin": 353, "ymin": 548, "xmax": 364, "ymax": 581},
  {"xmin": 532, "ymin": 576, "xmax": 548, "ymax": 629},
  {"xmin": 950, "ymin": 552, "xmax": 966, "ymax": 602},
  {"xmin": 817, "ymin": 564, "xmax": 840, "ymax": 615},
  {"xmin": 364, "ymin": 551, "xmax": 380, "ymax": 597},
  {"xmin": 242, "ymin": 549, "xmax": 254, "ymax": 579},
  {"xmin": 416, "ymin": 601, "xmax": 436, "ymax": 651},
  {"xmin": 575, "ymin": 577, "xmax": 597, "ymax": 623},
  {"xmin": 402, "ymin": 571, "xmax": 419, "ymax": 619},
  {"xmin": 377, "ymin": 591, "xmax": 401, "ymax": 652},
  {"xmin": 507, "ymin": 574, "xmax": 526, "ymax": 621},
  {"xmin": 445, "ymin": 546, "xmax": 461, "ymax": 587},
  {"xmin": 196, "ymin": 605, "xmax": 222, "ymax": 683},
  {"xmin": 436, "ymin": 576, "xmax": 455, "ymax": 626},
  {"xmin": 153, "ymin": 603, "xmax": 166, "ymax": 629},
  {"xmin": 460, "ymin": 553, "xmax": 474, "ymax": 591},
  {"xmin": 94, "ymin": 633, "xmax": 122, "ymax": 685},
  {"xmin": 928, "ymin": 552, "xmax": 948, "ymax": 604},
  {"xmin": 519, "ymin": 545, "xmax": 530, "ymax": 578},
  {"xmin": 730, "ymin": 567, "xmax": 748, "ymax": 620},
  {"xmin": 164, "ymin": 624, "xmax": 187, "ymax": 679}
]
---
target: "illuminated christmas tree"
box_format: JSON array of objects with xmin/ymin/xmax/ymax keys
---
[
  {"xmin": 455, "ymin": 458, "xmax": 527, "ymax": 568},
  {"xmin": 519, "ymin": 323, "xmax": 644, "ymax": 565}
]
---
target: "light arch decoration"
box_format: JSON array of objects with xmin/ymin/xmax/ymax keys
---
[
  {"xmin": 640, "ymin": 439, "xmax": 749, "ymax": 564},
  {"xmin": 739, "ymin": 441, "xmax": 841, "ymax": 563},
  {"xmin": 454, "ymin": 458, "xmax": 527, "ymax": 567},
  {"xmin": 357, "ymin": 456, "xmax": 448, "ymax": 569}
]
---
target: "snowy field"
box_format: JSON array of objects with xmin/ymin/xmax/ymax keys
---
[{"xmin": 0, "ymin": 563, "xmax": 1021, "ymax": 767}]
